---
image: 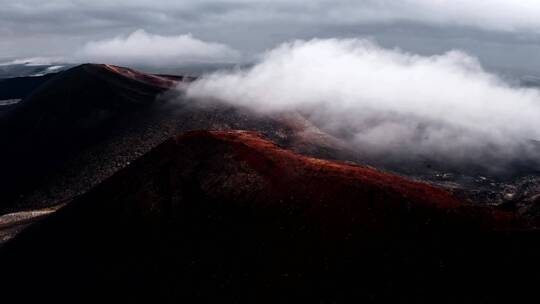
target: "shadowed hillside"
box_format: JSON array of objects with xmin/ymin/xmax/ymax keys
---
[
  {"xmin": 1, "ymin": 131, "xmax": 536, "ymax": 303},
  {"xmin": 0, "ymin": 64, "xmax": 346, "ymax": 214},
  {"xmin": 0, "ymin": 64, "xmax": 179, "ymax": 211}
]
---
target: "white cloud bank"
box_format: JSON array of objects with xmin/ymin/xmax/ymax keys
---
[
  {"xmin": 73, "ymin": 30, "xmax": 240, "ymax": 67},
  {"xmin": 187, "ymin": 38, "xmax": 540, "ymax": 170}
]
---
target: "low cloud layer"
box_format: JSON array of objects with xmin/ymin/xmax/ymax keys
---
[
  {"xmin": 72, "ymin": 30, "xmax": 240, "ymax": 66},
  {"xmin": 187, "ymin": 39, "xmax": 540, "ymax": 172}
]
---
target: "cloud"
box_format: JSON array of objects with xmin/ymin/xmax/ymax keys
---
[
  {"xmin": 4, "ymin": 1, "xmax": 540, "ymax": 34},
  {"xmin": 325, "ymin": 0, "xmax": 540, "ymax": 33},
  {"xmin": 187, "ymin": 38, "xmax": 540, "ymax": 172},
  {"xmin": 3, "ymin": 1, "xmax": 540, "ymax": 72},
  {"xmin": 72, "ymin": 29, "xmax": 241, "ymax": 66}
]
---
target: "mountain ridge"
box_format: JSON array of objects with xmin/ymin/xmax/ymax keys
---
[{"xmin": 0, "ymin": 129, "xmax": 531, "ymax": 303}]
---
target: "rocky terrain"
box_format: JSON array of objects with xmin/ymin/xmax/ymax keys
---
[
  {"xmin": 3, "ymin": 64, "xmax": 540, "ymax": 217},
  {"xmin": 0, "ymin": 64, "xmax": 349, "ymax": 215},
  {"xmin": 2, "ymin": 64, "xmax": 540, "ymax": 302},
  {"xmin": 1, "ymin": 130, "xmax": 536, "ymax": 303}
]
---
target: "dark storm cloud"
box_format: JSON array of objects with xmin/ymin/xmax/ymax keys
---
[{"xmin": 1, "ymin": 1, "xmax": 540, "ymax": 74}]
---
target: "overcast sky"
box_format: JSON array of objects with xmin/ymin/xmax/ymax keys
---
[{"xmin": 2, "ymin": 0, "xmax": 540, "ymax": 76}]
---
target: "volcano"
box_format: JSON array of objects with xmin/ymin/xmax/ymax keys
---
[
  {"xmin": 0, "ymin": 64, "xmax": 180, "ymax": 212},
  {"xmin": 2, "ymin": 64, "xmax": 540, "ymax": 303},
  {"xmin": 0, "ymin": 64, "xmax": 342, "ymax": 214},
  {"xmin": 1, "ymin": 130, "xmax": 535, "ymax": 303}
]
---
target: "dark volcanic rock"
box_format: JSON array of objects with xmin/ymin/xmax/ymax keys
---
[
  {"xmin": 0, "ymin": 64, "xmax": 179, "ymax": 212},
  {"xmin": 0, "ymin": 131, "xmax": 536, "ymax": 303},
  {"xmin": 0, "ymin": 73, "xmax": 59, "ymax": 115},
  {"xmin": 0, "ymin": 73, "xmax": 58, "ymax": 101},
  {"xmin": 0, "ymin": 64, "xmax": 347, "ymax": 214}
]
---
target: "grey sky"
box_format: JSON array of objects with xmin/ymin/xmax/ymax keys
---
[{"xmin": 1, "ymin": 0, "xmax": 540, "ymax": 76}]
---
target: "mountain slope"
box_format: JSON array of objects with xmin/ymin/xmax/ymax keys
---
[
  {"xmin": 0, "ymin": 64, "xmax": 180, "ymax": 211},
  {"xmin": 0, "ymin": 130, "xmax": 533, "ymax": 303},
  {"xmin": 0, "ymin": 64, "xmax": 347, "ymax": 214}
]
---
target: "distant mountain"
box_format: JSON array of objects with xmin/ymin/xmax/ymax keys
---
[
  {"xmin": 0, "ymin": 64, "xmax": 177, "ymax": 211},
  {"xmin": 1, "ymin": 130, "xmax": 534, "ymax": 303}
]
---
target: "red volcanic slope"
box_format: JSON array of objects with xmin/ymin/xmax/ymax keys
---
[
  {"xmin": 0, "ymin": 63, "xmax": 350, "ymax": 214},
  {"xmin": 0, "ymin": 130, "xmax": 530, "ymax": 303},
  {"xmin": 164, "ymin": 131, "xmax": 518, "ymax": 232}
]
